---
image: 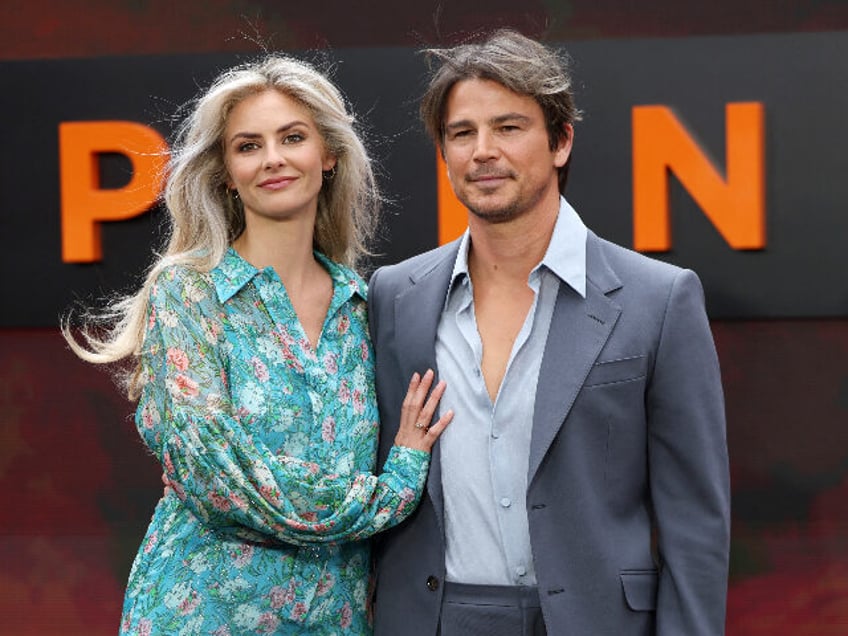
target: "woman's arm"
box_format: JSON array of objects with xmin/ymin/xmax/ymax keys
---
[{"xmin": 137, "ymin": 266, "xmax": 450, "ymax": 545}]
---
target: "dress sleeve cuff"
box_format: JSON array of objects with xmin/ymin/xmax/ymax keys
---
[{"xmin": 383, "ymin": 445, "xmax": 430, "ymax": 495}]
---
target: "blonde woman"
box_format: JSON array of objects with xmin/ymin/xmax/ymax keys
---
[{"xmin": 64, "ymin": 55, "xmax": 452, "ymax": 635}]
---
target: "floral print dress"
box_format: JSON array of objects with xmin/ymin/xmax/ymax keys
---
[{"xmin": 120, "ymin": 248, "xmax": 429, "ymax": 635}]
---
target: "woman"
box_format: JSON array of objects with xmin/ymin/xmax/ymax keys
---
[{"xmin": 63, "ymin": 55, "xmax": 452, "ymax": 635}]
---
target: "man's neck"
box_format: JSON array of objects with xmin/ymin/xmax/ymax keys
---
[{"xmin": 467, "ymin": 198, "xmax": 559, "ymax": 286}]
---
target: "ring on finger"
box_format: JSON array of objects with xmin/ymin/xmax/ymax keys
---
[{"xmin": 414, "ymin": 422, "xmax": 427, "ymax": 430}]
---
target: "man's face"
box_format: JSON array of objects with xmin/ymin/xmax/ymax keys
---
[{"xmin": 441, "ymin": 78, "xmax": 572, "ymax": 224}]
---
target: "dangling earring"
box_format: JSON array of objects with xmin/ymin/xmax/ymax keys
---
[
  {"xmin": 230, "ymin": 188, "xmax": 240, "ymax": 200},
  {"xmin": 322, "ymin": 166, "xmax": 337, "ymax": 181}
]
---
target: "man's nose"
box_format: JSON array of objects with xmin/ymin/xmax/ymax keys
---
[{"xmin": 472, "ymin": 130, "xmax": 499, "ymax": 161}]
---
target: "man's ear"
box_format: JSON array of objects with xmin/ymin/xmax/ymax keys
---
[{"xmin": 554, "ymin": 123, "xmax": 574, "ymax": 169}]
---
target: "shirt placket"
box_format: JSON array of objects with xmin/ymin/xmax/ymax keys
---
[{"xmin": 489, "ymin": 269, "xmax": 542, "ymax": 584}]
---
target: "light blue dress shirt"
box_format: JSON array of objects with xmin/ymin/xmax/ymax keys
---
[{"xmin": 436, "ymin": 197, "xmax": 587, "ymax": 586}]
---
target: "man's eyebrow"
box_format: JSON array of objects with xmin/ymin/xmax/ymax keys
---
[
  {"xmin": 445, "ymin": 113, "xmax": 532, "ymax": 131},
  {"xmin": 491, "ymin": 113, "xmax": 532, "ymax": 125},
  {"xmin": 445, "ymin": 119, "xmax": 475, "ymax": 132}
]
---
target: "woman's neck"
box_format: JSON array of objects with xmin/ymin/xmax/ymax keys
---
[{"xmin": 232, "ymin": 215, "xmax": 321, "ymax": 291}]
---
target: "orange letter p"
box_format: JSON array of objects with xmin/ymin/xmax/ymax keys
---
[{"xmin": 59, "ymin": 121, "xmax": 169, "ymax": 263}]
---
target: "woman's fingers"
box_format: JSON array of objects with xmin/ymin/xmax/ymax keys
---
[
  {"xmin": 394, "ymin": 369, "xmax": 452, "ymax": 452},
  {"xmin": 423, "ymin": 408, "xmax": 454, "ymax": 438}
]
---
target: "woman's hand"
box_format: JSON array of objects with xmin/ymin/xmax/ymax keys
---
[{"xmin": 393, "ymin": 369, "xmax": 453, "ymax": 453}]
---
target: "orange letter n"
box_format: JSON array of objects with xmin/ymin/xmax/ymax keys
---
[
  {"xmin": 632, "ymin": 103, "xmax": 765, "ymax": 251},
  {"xmin": 59, "ymin": 121, "xmax": 169, "ymax": 263}
]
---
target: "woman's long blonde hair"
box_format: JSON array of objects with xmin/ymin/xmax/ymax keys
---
[{"xmin": 62, "ymin": 54, "xmax": 381, "ymax": 398}]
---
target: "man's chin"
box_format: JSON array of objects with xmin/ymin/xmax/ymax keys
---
[{"xmin": 466, "ymin": 201, "xmax": 519, "ymax": 224}]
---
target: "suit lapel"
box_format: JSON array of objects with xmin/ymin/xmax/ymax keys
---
[
  {"xmin": 528, "ymin": 233, "xmax": 622, "ymax": 485},
  {"xmin": 394, "ymin": 243, "xmax": 459, "ymax": 526}
]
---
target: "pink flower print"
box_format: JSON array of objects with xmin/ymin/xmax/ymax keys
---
[
  {"xmin": 352, "ymin": 389, "xmax": 365, "ymax": 414},
  {"xmin": 338, "ymin": 380, "xmax": 351, "ymax": 404},
  {"xmin": 140, "ymin": 403, "xmax": 155, "ymax": 429},
  {"xmin": 147, "ymin": 307, "xmax": 156, "ymax": 332},
  {"xmin": 178, "ymin": 589, "xmax": 200, "ymax": 615},
  {"xmin": 316, "ymin": 572, "xmax": 335, "ymax": 596},
  {"xmin": 211, "ymin": 627, "xmax": 232, "ymax": 636},
  {"xmin": 163, "ymin": 451, "xmax": 175, "ymax": 476},
  {"xmin": 338, "ymin": 314, "xmax": 350, "ymax": 334},
  {"xmin": 282, "ymin": 346, "xmax": 303, "ymax": 373},
  {"xmin": 275, "ymin": 325, "xmax": 296, "ymax": 346},
  {"xmin": 270, "ymin": 580, "xmax": 297, "ymax": 609},
  {"xmin": 322, "ymin": 416, "xmax": 336, "ymax": 443},
  {"xmin": 232, "ymin": 544, "xmax": 254, "ymax": 568},
  {"xmin": 209, "ymin": 492, "xmax": 231, "ymax": 512},
  {"xmin": 229, "ymin": 492, "xmax": 247, "ymax": 511},
  {"xmin": 257, "ymin": 612, "xmax": 281, "ymax": 633},
  {"xmin": 300, "ymin": 511, "xmax": 318, "ymax": 523},
  {"xmin": 143, "ymin": 530, "xmax": 158, "ymax": 554},
  {"xmin": 166, "ymin": 347, "xmax": 190, "ymax": 371},
  {"xmin": 323, "ymin": 352, "xmax": 338, "ymax": 375},
  {"xmin": 174, "ymin": 374, "xmax": 200, "ymax": 398},
  {"xmin": 291, "ymin": 602, "xmax": 308, "ymax": 621},
  {"xmin": 360, "ymin": 340, "xmax": 369, "ymax": 361},
  {"xmin": 340, "ymin": 602, "xmax": 353, "ymax": 629},
  {"xmin": 251, "ymin": 357, "xmax": 270, "ymax": 383},
  {"xmin": 137, "ymin": 618, "xmax": 153, "ymax": 636},
  {"xmin": 269, "ymin": 585, "xmax": 288, "ymax": 610},
  {"xmin": 259, "ymin": 485, "xmax": 280, "ymax": 506}
]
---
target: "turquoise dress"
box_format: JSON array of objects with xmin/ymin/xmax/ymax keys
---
[{"xmin": 120, "ymin": 249, "xmax": 429, "ymax": 635}]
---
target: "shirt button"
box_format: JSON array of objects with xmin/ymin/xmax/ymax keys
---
[
  {"xmin": 500, "ymin": 497, "xmax": 511, "ymax": 508},
  {"xmin": 426, "ymin": 576, "xmax": 440, "ymax": 591},
  {"xmin": 516, "ymin": 565, "xmax": 527, "ymax": 577}
]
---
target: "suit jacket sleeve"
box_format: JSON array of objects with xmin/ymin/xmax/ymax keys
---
[{"xmin": 648, "ymin": 268, "xmax": 730, "ymax": 635}]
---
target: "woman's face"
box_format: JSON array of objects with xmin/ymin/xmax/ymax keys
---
[{"xmin": 223, "ymin": 89, "xmax": 336, "ymax": 229}]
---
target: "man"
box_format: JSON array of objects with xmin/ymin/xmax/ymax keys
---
[{"xmin": 368, "ymin": 29, "xmax": 730, "ymax": 636}]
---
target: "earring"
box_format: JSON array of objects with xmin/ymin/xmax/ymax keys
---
[
  {"xmin": 230, "ymin": 188, "xmax": 240, "ymax": 200},
  {"xmin": 322, "ymin": 166, "xmax": 337, "ymax": 181}
]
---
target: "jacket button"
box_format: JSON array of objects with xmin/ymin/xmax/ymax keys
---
[{"xmin": 426, "ymin": 576, "xmax": 440, "ymax": 591}]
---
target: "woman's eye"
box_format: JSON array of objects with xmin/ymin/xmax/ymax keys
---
[{"xmin": 237, "ymin": 142, "xmax": 259, "ymax": 152}]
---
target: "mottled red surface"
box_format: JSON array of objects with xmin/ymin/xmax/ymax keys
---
[
  {"xmin": 3, "ymin": 0, "xmax": 848, "ymax": 60},
  {"xmin": 2, "ymin": 321, "xmax": 847, "ymax": 633},
  {"xmin": 0, "ymin": 330, "xmax": 160, "ymax": 634}
]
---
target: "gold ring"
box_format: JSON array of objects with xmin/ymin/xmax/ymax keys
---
[{"xmin": 414, "ymin": 422, "xmax": 426, "ymax": 429}]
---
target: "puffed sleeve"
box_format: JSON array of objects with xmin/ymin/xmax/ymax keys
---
[{"xmin": 135, "ymin": 266, "xmax": 429, "ymax": 546}]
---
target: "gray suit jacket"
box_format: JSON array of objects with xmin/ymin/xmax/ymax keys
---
[{"xmin": 368, "ymin": 230, "xmax": 730, "ymax": 635}]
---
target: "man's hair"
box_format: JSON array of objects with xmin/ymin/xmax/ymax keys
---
[{"xmin": 420, "ymin": 29, "xmax": 582, "ymax": 192}]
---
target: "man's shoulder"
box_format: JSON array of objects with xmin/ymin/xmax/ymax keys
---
[
  {"xmin": 370, "ymin": 241, "xmax": 459, "ymax": 291},
  {"xmin": 591, "ymin": 232, "xmax": 689, "ymax": 284}
]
